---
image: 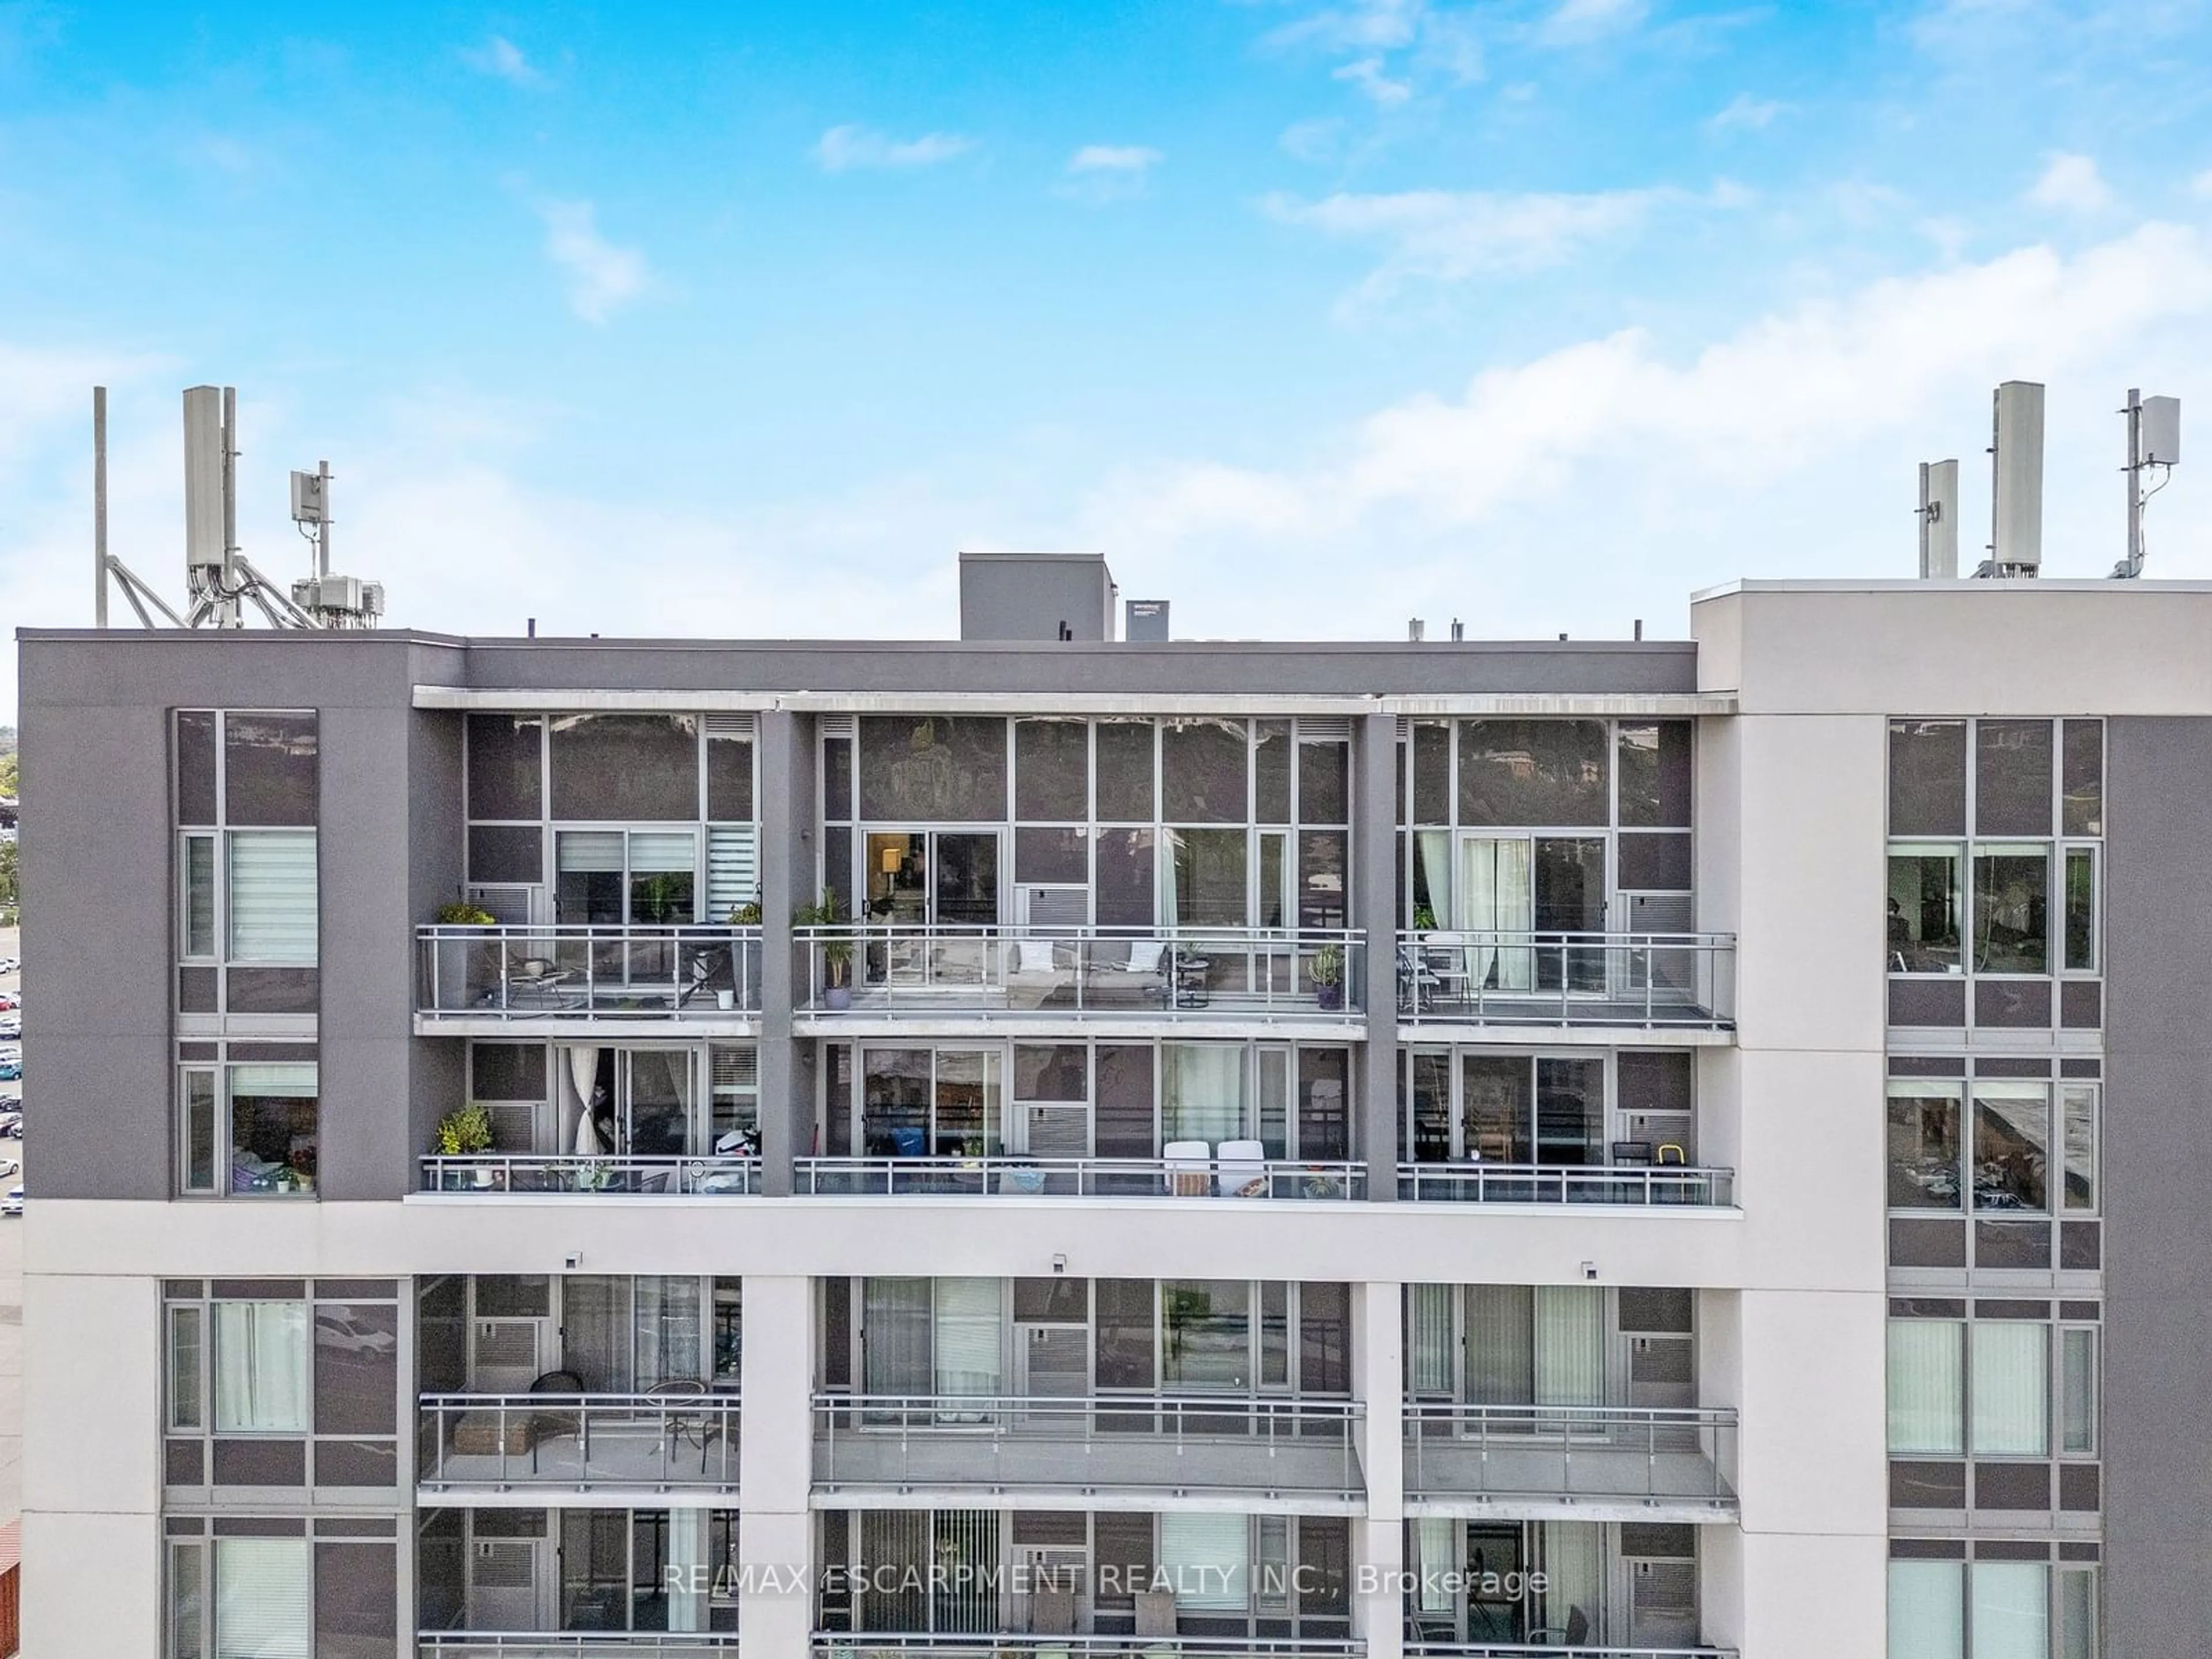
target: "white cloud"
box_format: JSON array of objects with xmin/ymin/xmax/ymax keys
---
[
  {"xmin": 460, "ymin": 35, "xmax": 544, "ymax": 87},
  {"xmin": 1266, "ymin": 0, "xmax": 1426, "ymax": 55},
  {"xmin": 1707, "ymin": 93, "xmax": 1784, "ymax": 134},
  {"xmin": 2027, "ymin": 153, "xmax": 2112, "ymax": 214},
  {"xmin": 538, "ymin": 201, "xmax": 647, "ymax": 324},
  {"xmin": 1333, "ymin": 55, "xmax": 1414, "ymax": 105},
  {"xmin": 1267, "ymin": 183, "xmax": 1722, "ymax": 304},
  {"xmin": 1068, "ymin": 145, "xmax": 1163, "ymax": 176},
  {"xmin": 2194, "ymin": 168, "xmax": 2212, "ymax": 199},
  {"xmin": 1279, "ymin": 119, "xmax": 1348, "ymax": 162},
  {"xmin": 1536, "ymin": 0, "xmax": 1649, "ymax": 48},
  {"xmin": 813, "ymin": 124, "xmax": 975, "ymax": 173},
  {"xmin": 1075, "ymin": 224, "xmax": 2212, "ymax": 612}
]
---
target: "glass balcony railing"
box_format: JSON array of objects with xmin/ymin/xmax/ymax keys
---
[
  {"xmin": 416, "ymin": 923, "xmax": 763, "ymax": 1020},
  {"xmin": 797, "ymin": 926, "xmax": 1365, "ymax": 1021},
  {"xmin": 418, "ymin": 1391, "xmax": 741, "ymax": 1490},
  {"xmin": 1396, "ymin": 932, "xmax": 1734, "ymax": 1031},
  {"xmin": 419, "ymin": 1153, "xmax": 761, "ymax": 1196},
  {"xmin": 1403, "ymin": 1404, "xmax": 1737, "ymax": 1511},
  {"xmin": 816, "ymin": 1639, "xmax": 1363, "ymax": 1658},
  {"xmin": 1396, "ymin": 1163, "xmax": 1734, "ymax": 1207},
  {"xmin": 813, "ymin": 1394, "xmax": 1362, "ymax": 1503},
  {"xmin": 421, "ymin": 1639, "xmax": 741, "ymax": 1657},
  {"xmin": 1404, "ymin": 1646, "xmax": 1736, "ymax": 1658},
  {"xmin": 796, "ymin": 1156, "xmax": 1366, "ymax": 1200}
]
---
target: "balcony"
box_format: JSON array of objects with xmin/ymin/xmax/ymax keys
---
[
  {"xmin": 419, "ymin": 1391, "xmax": 741, "ymax": 1493},
  {"xmin": 1403, "ymin": 1404, "xmax": 1737, "ymax": 1520},
  {"xmin": 1397, "ymin": 933, "xmax": 1733, "ymax": 1035},
  {"xmin": 796, "ymin": 1157, "xmax": 1366, "ymax": 1200},
  {"xmin": 797, "ymin": 926, "xmax": 1365, "ymax": 1031},
  {"xmin": 1405, "ymin": 1647, "xmax": 1734, "ymax": 1658},
  {"xmin": 416, "ymin": 924, "xmax": 763, "ymax": 1029},
  {"xmin": 817, "ymin": 1639, "xmax": 1362, "ymax": 1658},
  {"xmin": 1396, "ymin": 1163, "xmax": 1734, "ymax": 1208},
  {"xmin": 422, "ymin": 1640, "xmax": 740, "ymax": 1657},
  {"xmin": 420, "ymin": 1153, "xmax": 762, "ymax": 1197},
  {"xmin": 813, "ymin": 1395, "xmax": 1363, "ymax": 1509}
]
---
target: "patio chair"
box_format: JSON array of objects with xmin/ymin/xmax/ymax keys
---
[
  {"xmin": 527, "ymin": 1369, "xmax": 586, "ymax": 1474},
  {"xmin": 1611, "ymin": 1139, "xmax": 1654, "ymax": 1166},
  {"xmin": 1215, "ymin": 1138, "xmax": 1268, "ymax": 1198},
  {"xmin": 1135, "ymin": 1590, "xmax": 1179, "ymax": 1638},
  {"xmin": 1161, "ymin": 1141, "xmax": 1213, "ymax": 1197},
  {"xmin": 504, "ymin": 956, "xmax": 575, "ymax": 1012}
]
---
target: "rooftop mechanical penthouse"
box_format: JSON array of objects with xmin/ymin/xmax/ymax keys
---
[{"xmin": 18, "ymin": 551, "xmax": 2205, "ymax": 1657}]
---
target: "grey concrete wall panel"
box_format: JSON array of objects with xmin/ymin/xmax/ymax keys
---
[
  {"xmin": 959, "ymin": 552, "xmax": 1113, "ymax": 641},
  {"xmin": 406, "ymin": 711, "xmax": 467, "ymax": 1178},
  {"xmin": 1355, "ymin": 711, "xmax": 1399, "ymax": 1198},
  {"xmin": 16, "ymin": 698, "xmax": 173, "ymax": 1199},
  {"xmin": 2104, "ymin": 715, "xmax": 2212, "ymax": 1658},
  {"xmin": 755, "ymin": 709, "xmax": 809, "ymax": 1197}
]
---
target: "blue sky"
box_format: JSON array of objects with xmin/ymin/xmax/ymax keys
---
[{"xmin": 8, "ymin": 0, "xmax": 2212, "ymax": 714}]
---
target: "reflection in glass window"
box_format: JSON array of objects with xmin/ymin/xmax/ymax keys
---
[
  {"xmin": 1975, "ymin": 719, "xmax": 2054, "ymax": 836},
  {"xmin": 225, "ymin": 711, "xmax": 320, "ymax": 827},
  {"xmin": 549, "ymin": 713, "xmax": 700, "ymax": 821},
  {"xmin": 1617, "ymin": 722, "xmax": 1693, "ymax": 828},
  {"xmin": 1887, "ymin": 1085, "xmax": 1962, "ymax": 1210},
  {"xmin": 1889, "ymin": 720, "xmax": 1967, "ymax": 837},
  {"xmin": 1972, "ymin": 847, "xmax": 2048, "ymax": 974},
  {"xmin": 2062, "ymin": 719, "xmax": 2104, "ymax": 836},
  {"xmin": 2060, "ymin": 1084, "xmax": 2096, "ymax": 1212},
  {"xmin": 1972, "ymin": 1085, "xmax": 2049, "ymax": 1213},
  {"xmin": 2063, "ymin": 847, "xmax": 2097, "ymax": 972},
  {"xmin": 1889, "ymin": 849, "xmax": 1963, "ymax": 971},
  {"xmin": 1162, "ymin": 1281, "xmax": 1252, "ymax": 1391},
  {"xmin": 1161, "ymin": 719, "xmax": 1249, "ymax": 824},
  {"xmin": 1458, "ymin": 719, "xmax": 1609, "ymax": 827},
  {"xmin": 1014, "ymin": 719, "xmax": 1089, "ymax": 821},
  {"xmin": 857, "ymin": 716, "xmax": 1009, "ymax": 823}
]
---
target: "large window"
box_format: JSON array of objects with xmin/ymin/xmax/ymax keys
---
[
  {"xmin": 165, "ymin": 1279, "xmax": 400, "ymax": 1495},
  {"xmin": 1886, "ymin": 719, "xmax": 2103, "ymax": 1025},
  {"xmin": 178, "ymin": 1058, "xmax": 319, "ymax": 1198},
  {"xmin": 1886, "ymin": 1080, "xmax": 2096, "ymax": 1216},
  {"xmin": 175, "ymin": 710, "xmax": 319, "ymax": 1018},
  {"xmin": 1886, "ymin": 1316, "xmax": 2096, "ymax": 1465},
  {"xmin": 1888, "ymin": 1559, "xmax": 2095, "ymax": 1659}
]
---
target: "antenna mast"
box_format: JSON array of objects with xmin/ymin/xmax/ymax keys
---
[{"xmin": 2112, "ymin": 387, "xmax": 2181, "ymax": 579}]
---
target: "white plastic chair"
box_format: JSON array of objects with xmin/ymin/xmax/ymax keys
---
[
  {"xmin": 1161, "ymin": 1140, "xmax": 1213, "ymax": 1196},
  {"xmin": 1215, "ymin": 1138, "xmax": 1268, "ymax": 1198}
]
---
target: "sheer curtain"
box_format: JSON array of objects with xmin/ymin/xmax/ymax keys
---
[
  {"xmin": 1969, "ymin": 1323, "xmax": 2048, "ymax": 1456},
  {"xmin": 862, "ymin": 1279, "xmax": 932, "ymax": 1397},
  {"xmin": 1406, "ymin": 1285, "xmax": 1455, "ymax": 1396},
  {"xmin": 566, "ymin": 1046, "xmax": 604, "ymax": 1156},
  {"xmin": 634, "ymin": 1277, "xmax": 702, "ymax": 1387},
  {"xmin": 1164, "ymin": 1044, "xmax": 1245, "ymax": 1146},
  {"xmin": 1539, "ymin": 1521, "xmax": 1603, "ymax": 1639},
  {"xmin": 1888, "ymin": 1560, "xmax": 1964, "ymax": 1659},
  {"xmin": 1533, "ymin": 1286, "xmax": 1604, "ymax": 1409},
  {"xmin": 1464, "ymin": 1286, "xmax": 1532, "ymax": 1406},
  {"xmin": 213, "ymin": 1301, "xmax": 308, "ymax": 1432},
  {"xmin": 1459, "ymin": 839, "xmax": 1533, "ymax": 990},
  {"xmin": 1414, "ymin": 832, "xmax": 1452, "ymax": 926},
  {"xmin": 934, "ymin": 1278, "xmax": 1003, "ymax": 1398},
  {"xmin": 1887, "ymin": 1320, "xmax": 1964, "ymax": 1455},
  {"xmin": 562, "ymin": 1276, "xmax": 632, "ymax": 1392},
  {"xmin": 665, "ymin": 1510, "xmax": 711, "ymax": 1633}
]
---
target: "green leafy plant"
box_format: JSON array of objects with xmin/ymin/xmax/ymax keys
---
[
  {"xmin": 435, "ymin": 901, "xmax": 497, "ymax": 927},
  {"xmin": 1412, "ymin": 906, "xmax": 1438, "ymax": 931},
  {"xmin": 728, "ymin": 897, "xmax": 763, "ymax": 925},
  {"xmin": 434, "ymin": 1103, "xmax": 494, "ymax": 1157},
  {"xmin": 1309, "ymin": 944, "xmax": 1345, "ymax": 987},
  {"xmin": 796, "ymin": 892, "xmax": 853, "ymax": 985}
]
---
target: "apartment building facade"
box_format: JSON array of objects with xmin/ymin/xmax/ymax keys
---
[{"xmin": 17, "ymin": 558, "xmax": 2202, "ymax": 1657}]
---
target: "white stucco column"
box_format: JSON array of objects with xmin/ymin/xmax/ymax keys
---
[
  {"xmin": 739, "ymin": 1274, "xmax": 817, "ymax": 1650},
  {"xmin": 1351, "ymin": 1278, "xmax": 1405, "ymax": 1658}
]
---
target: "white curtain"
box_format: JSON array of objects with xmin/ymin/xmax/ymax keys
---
[
  {"xmin": 934, "ymin": 1278, "xmax": 1003, "ymax": 1398},
  {"xmin": 862, "ymin": 1278, "xmax": 932, "ymax": 1397},
  {"xmin": 1160, "ymin": 1513, "xmax": 1248, "ymax": 1612},
  {"xmin": 227, "ymin": 832, "xmax": 318, "ymax": 963},
  {"xmin": 212, "ymin": 1301, "xmax": 308, "ymax": 1433},
  {"xmin": 1533, "ymin": 1286, "xmax": 1604, "ymax": 1408},
  {"xmin": 1160, "ymin": 830, "xmax": 1182, "ymax": 931},
  {"xmin": 1970, "ymin": 1562, "xmax": 2048, "ymax": 1659},
  {"xmin": 1465, "ymin": 1285, "xmax": 1533, "ymax": 1406},
  {"xmin": 1164, "ymin": 1044, "xmax": 1245, "ymax": 1145},
  {"xmin": 1539, "ymin": 1521, "xmax": 1603, "ymax": 1638},
  {"xmin": 565, "ymin": 1046, "xmax": 604, "ymax": 1156},
  {"xmin": 665, "ymin": 1509, "xmax": 711, "ymax": 1633},
  {"xmin": 1888, "ymin": 1320, "xmax": 1965, "ymax": 1455},
  {"xmin": 1888, "ymin": 1560, "xmax": 1964, "ymax": 1659},
  {"xmin": 214, "ymin": 1537, "xmax": 309, "ymax": 1659},
  {"xmin": 1412, "ymin": 1517, "xmax": 1455, "ymax": 1615},
  {"xmin": 1406, "ymin": 1285, "xmax": 1454, "ymax": 1396},
  {"xmin": 1970, "ymin": 1323, "xmax": 2048, "ymax": 1456},
  {"xmin": 1459, "ymin": 838, "xmax": 1533, "ymax": 990},
  {"xmin": 1415, "ymin": 831, "xmax": 1452, "ymax": 924}
]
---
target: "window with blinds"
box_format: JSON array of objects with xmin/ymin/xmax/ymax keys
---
[
  {"xmin": 1887, "ymin": 1319, "xmax": 1965, "ymax": 1456},
  {"xmin": 1160, "ymin": 1513, "xmax": 1248, "ymax": 1611},
  {"xmin": 934, "ymin": 1279, "xmax": 1003, "ymax": 1399},
  {"xmin": 227, "ymin": 833, "xmax": 319, "ymax": 963},
  {"xmin": 214, "ymin": 1536, "xmax": 310, "ymax": 1658}
]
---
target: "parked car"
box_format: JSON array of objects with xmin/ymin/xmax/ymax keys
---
[
  {"xmin": 0, "ymin": 957, "xmax": 19, "ymax": 975},
  {"xmin": 2, "ymin": 1188, "xmax": 24, "ymax": 1217},
  {"xmin": 0, "ymin": 994, "xmax": 18, "ymax": 1010},
  {"xmin": 0, "ymin": 1063, "xmax": 19, "ymax": 1083},
  {"xmin": 2, "ymin": 1120, "xmax": 24, "ymax": 1140}
]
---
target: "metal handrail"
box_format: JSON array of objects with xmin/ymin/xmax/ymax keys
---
[
  {"xmin": 1396, "ymin": 1162, "xmax": 1734, "ymax": 1207},
  {"xmin": 815, "ymin": 1392, "xmax": 1362, "ymax": 1498},
  {"xmin": 416, "ymin": 922, "xmax": 764, "ymax": 1018},
  {"xmin": 1402, "ymin": 1402, "xmax": 1737, "ymax": 1506},
  {"xmin": 796, "ymin": 923, "xmax": 1365, "ymax": 1019},
  {"xmin": 419, "ymin": 1153, "xmax": 760, "ymax": 1196},
  {"xmin": 421, "ymin": 1639, "xmax": 743, "ymax": 1656},
  {"xmin": 796, "ymin": 1154, "xmax": 1366, "ymax": 1199},
  {"xmin": 816, "ymin": 1639, "xmax": 1364, "ymax": 1657},
  {"xmin": 418, "ymin": 1391, "xmax": 741, "ymax": 1488},
  {"xmin": 1404, "ymin": 1646, "xmax": 1736, "ymax": 1658},
  {"xmin": 1396, "ymin": 929, "xmax": 1734, "ymax": 1029}
]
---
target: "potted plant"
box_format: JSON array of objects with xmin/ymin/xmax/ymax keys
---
[
  {"xmin": 1309, "ymin": 942, "xmax": 1346, "ymax": 1010},
  {"xmin": 798, "ymin": 893, "xmax": 855, "ymax": 1010},
  {"xmin": 434, "ymin": 1104, "xmax": 498, "ymax": 1188},
  {"xmin": 432, "ymin": 900, "xmax": 499, "ymax": 1010},
  {"xmin": 1412, "ymin": 905, "xmax": 1439, "ymax": 933}
]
